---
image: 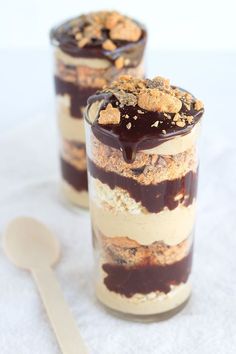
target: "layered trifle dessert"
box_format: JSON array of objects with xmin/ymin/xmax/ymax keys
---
[
  {"xmin": 85, "ymin": 75, "xmax": 204, "ymax": 317},
  {"xmin": 50, "ymin": 11, "xmax": 147, "ymax": 208}
]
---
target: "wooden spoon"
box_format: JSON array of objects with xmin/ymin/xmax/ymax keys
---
[{"xmin": 3, "ymin": 217, "xmax": 88, "ymax": 354}]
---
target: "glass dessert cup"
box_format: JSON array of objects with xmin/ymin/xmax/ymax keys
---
[
  {"xmin": 85, "ymin": 75, "xmax": 204, "ymax": 320},
  {"xmin": 49, "ymin": 11, "xmax": 147, "ymax": 209}
]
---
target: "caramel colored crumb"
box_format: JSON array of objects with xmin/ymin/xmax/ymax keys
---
[
  {"xmin": 78, "ymin": 37, "xmax": 89, "ymax": 48},
  {"xmin": 102, "ymin": 39, "xmax": 117, "ymax": 51},
  {"xmin": 138, "ymin": 89, "xmax": 182, "ymax": 113},
  {"xmin": 151, "ymin": 121, "xmax": 159, "ymax": 128},
  {"xmin": 84, "ymin": 24, "xmax": 102, "ymax": 40},
  {"xmin": 115, "ymin": 56, "xmax": 125, "ymax": 69},
  {"xmin": 98, "ymin": 103, "xmax": 121, "ymax": 125},
  {"xmin": 105, "ymin": 12, "xmax": 123, "ymax": 30},
  {"xmin": 93, "ymin": 75, "xmax": 204, "ymax": 129},
  {"xmin": 176, "ymin": 120, "xmax": 186, "ymax": 127},
  {"xmin": 110, "ymin": 19, "xmax": 142, "ymax": 42},
  {"xmin": 186, "ymin": 116, "xmax": 194, "ymax": 124},
  {"xmin": 75, "ymin": 32, "xmax": 83, "ymax": 40},
  {"xmin": 113, "ymin": 90, "xmax": 137, "ymax": 107},
  {"xmin": 194, "ymin": 100, "xmax": 204, "ymax": 111},
  {"xmin": 62, "ymin": 11, "xmax": 142, "ymax": 51}
]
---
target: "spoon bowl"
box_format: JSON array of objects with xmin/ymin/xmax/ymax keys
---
[
  {"xmin": 3, "ymin": 216, "xmax": 88, "ymax": 354},
  {"xmin": 4, "ymin": 217, "xmax": 60, "ymax": 269}
]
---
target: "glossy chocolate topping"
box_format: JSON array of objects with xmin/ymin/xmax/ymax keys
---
[
  {"xmin": 55, "ymin": 76, "xmax": 98, "ymax": 118},
  {"xmin": 50, "ymin": 11, "xmax": 146, "ymax": 65},
  {"xmin": 88, "ymin": 158, "xmax": 198, "ymax": 213},
  {"xmin": 103, "ymin": 247, "xmax": 193, "ymax": 297},
  {"xmin": 86, "ymin": 76, "xmax": 204, "ymax": 163},
  {"xmin": 61, "ymin": 157, "xmax": 88, "ymax": 191},
  {"xmin": 89, "ymin": 94, "xmax": 202, "ymax": 162}
]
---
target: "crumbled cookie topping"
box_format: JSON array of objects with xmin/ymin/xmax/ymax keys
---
[
  {"xmin": 138, "ymin": 89, "xmax": 182, "ymax": 113},
  {"xmin": 51, "ymin": 11, "xmax": 145, "ymax": 69},
  {"xmin": 56, "ymin": 11, "xmax": 143, "ymax": 50},
  {"xmin": 194, "ymin": 100, "xmax": 204, "ymax": 111},
  {"xmin": 110, "ymin": 18, "xmax": 142, "ymax": 42},
  {"xmin": 97, "ymin": 75, "xmax": 204, "ymax": 130},
  {"xmin": 102, "ymin": 39, "xmax": 117, "ymax": 51},
  {"xmin": 98, "ymin": 103, "xmax": 121, "ymax": 125},
  {"xmin": 87, "ymin": 76, "xmax": 204, "ymax": 163},
  {"xmin": 115, "ymin": 56, "xmax": 125, "ymax": 69}
]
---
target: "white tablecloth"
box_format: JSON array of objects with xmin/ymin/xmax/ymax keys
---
[{"xmin": 0, "ymin": 51, "xmax": 236, "ymax": 354}]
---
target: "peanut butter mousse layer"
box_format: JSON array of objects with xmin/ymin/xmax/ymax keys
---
[
  {"xmin": 50, "ymin": 11, "xmax": 147, "ymax": 208},
  {"xmin": 85, "ymin": 75, "xmax": 204, "ymax": 316}
]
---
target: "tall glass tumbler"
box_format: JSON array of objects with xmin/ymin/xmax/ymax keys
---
[
  {"xmin": 50, "ymin": 11, "xmax": 147, "ymax": 208},
  {"xmin": 85, "ymin": 76, "xmax": 204, "ymax": 319}
]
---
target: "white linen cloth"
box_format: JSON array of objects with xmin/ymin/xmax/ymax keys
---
[{"xmin": 0, "ymin": 52, "xmax": 236, "ymax": 354}]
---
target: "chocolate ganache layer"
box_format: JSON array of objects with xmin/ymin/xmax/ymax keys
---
[
  {"xmin": 61, "ymin": 157, "xmax": 88, "ymax": 191},
  {"xmin": 88, "ymin": 158, "xmax": 198, "ymax": 213},
  {"xmin": 103, "ymin": 247, "xmax": 193, "ymax": 297},
  {"xmin": 50, "ymin": 11, "xmax": 146, "ymax": 66},
  {"xmin": 55, "ymin": 76, "xmax": 98, "ymax": 118},
  {"xmin": 85, "ymin": 76, "xmax": 204, "ymax": 163}
]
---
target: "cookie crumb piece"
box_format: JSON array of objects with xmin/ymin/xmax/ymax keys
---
[
  {"xmin": 137, "ymin": 109, "xmax": 144, "ymax": 114},
  {"xmin": 102, "ymin": 39, "xmax": 117, "ymax": 51},
  {"xmin": 75, "ymin": 32, "xmax": 83, "ymax": 40},
  {"xmin": 194, "ymin": 100, "xmax": 204, "ymax": 111},
  {"xmin": 186, "ymin": 116, "xmax": 194, "ymax": 124},
  {"xmin": 114, "ymin": 90, "xmax": 137, "ymax": 106},
  {"xmin": 138, "ymin": 89, "xmax": 182, "ymax": 113},
  {"xmin": 98, "ymin": 103, "xmax": 121, "ymax": 125},
  {"xmin": 124, "ymin": 58, "xmax": 131, "ymax": 66},
  {"xmin": 115, "ymin": 56, "xmax": 125, "ymax": 69},
  {"xmin": 164, "ymin": 113, "xmax": 171, "ymax": 119},
  {"xmin": 110, "ymin": 19, "xmax": 141, "ymax": 42},
  {"xmin": 162, "ymin": 129, "xmax": 167, "ymax": 134},
  {"xmin": 151, "ymin": 121, "xmax": 159, "ymax": 128},
  {"xmin": 173, "ymin": 113, "xmax": 181, "ymax": 122},
  {"xmin": 105, "ymin": 12, "xmax": 123, "ymax": 30},
  {"xmin": 153, "ymin": 76, "xmax": 170, "ymax": 88},
  {"xmin": 78, "ymin": 37, "xmax": 89, "ymax": 48},
  {"xmin": 126, "ymin": 122, "xmax": 132, "ymax": 129},
  {"xmin": 176, "ymin": 120, "xmax": 186, "ymax": 127},
  {"xmin": 133, "ymin": 115, "xmax": 138, "ymax": 120}
]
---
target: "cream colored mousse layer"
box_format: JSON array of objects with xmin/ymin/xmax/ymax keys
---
[
  {"xmin": 55, "ymin": 48, "xmax": 111, "ymax": 69},
  {"xmin": 87, "ymin": 101, "xmax": 201, "ymax": 156},
  {"xmin": 62, "ymin": 181, "xmax": 89, "ymax": 208},
  {"xmin": 96, "ymin": 272, "xmax": 191, "ymax": 315},
  {"xmin": 144, "ymin": 122, "xmax": 201, "ymax": 156},
  {"xmin": 90, "ymin": 177, "xmax": 196, "ymax": 245},
  {"xmin": 57, "ymin": 95, "xmax": 85, "ymax": 142}
]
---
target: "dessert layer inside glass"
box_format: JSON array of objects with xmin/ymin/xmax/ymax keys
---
[
  {"xmin": 85, "ymin": 75, "xmax": 204, "ymax": 315},
  {"xmin": 50, "ymin": 12, "xmax": 147, "ymax": 207}
]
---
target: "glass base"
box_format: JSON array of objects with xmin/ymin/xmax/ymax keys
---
[{"xmin": 98, "ymin": 296, "xmax": 191, "ymax": 323}]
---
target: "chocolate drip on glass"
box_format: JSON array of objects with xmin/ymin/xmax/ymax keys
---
[
  {"xmin": 50, "ymin": 19, "xmax": 146, "ymax": 66},
  {"xmin": 87, "ymin": 91, "xmax": 203, "ymax": 163}
]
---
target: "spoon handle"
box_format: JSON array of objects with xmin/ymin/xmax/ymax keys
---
[{"xmin": 31, "ymin": 267, "xmax": 88, "ymax": 354}]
